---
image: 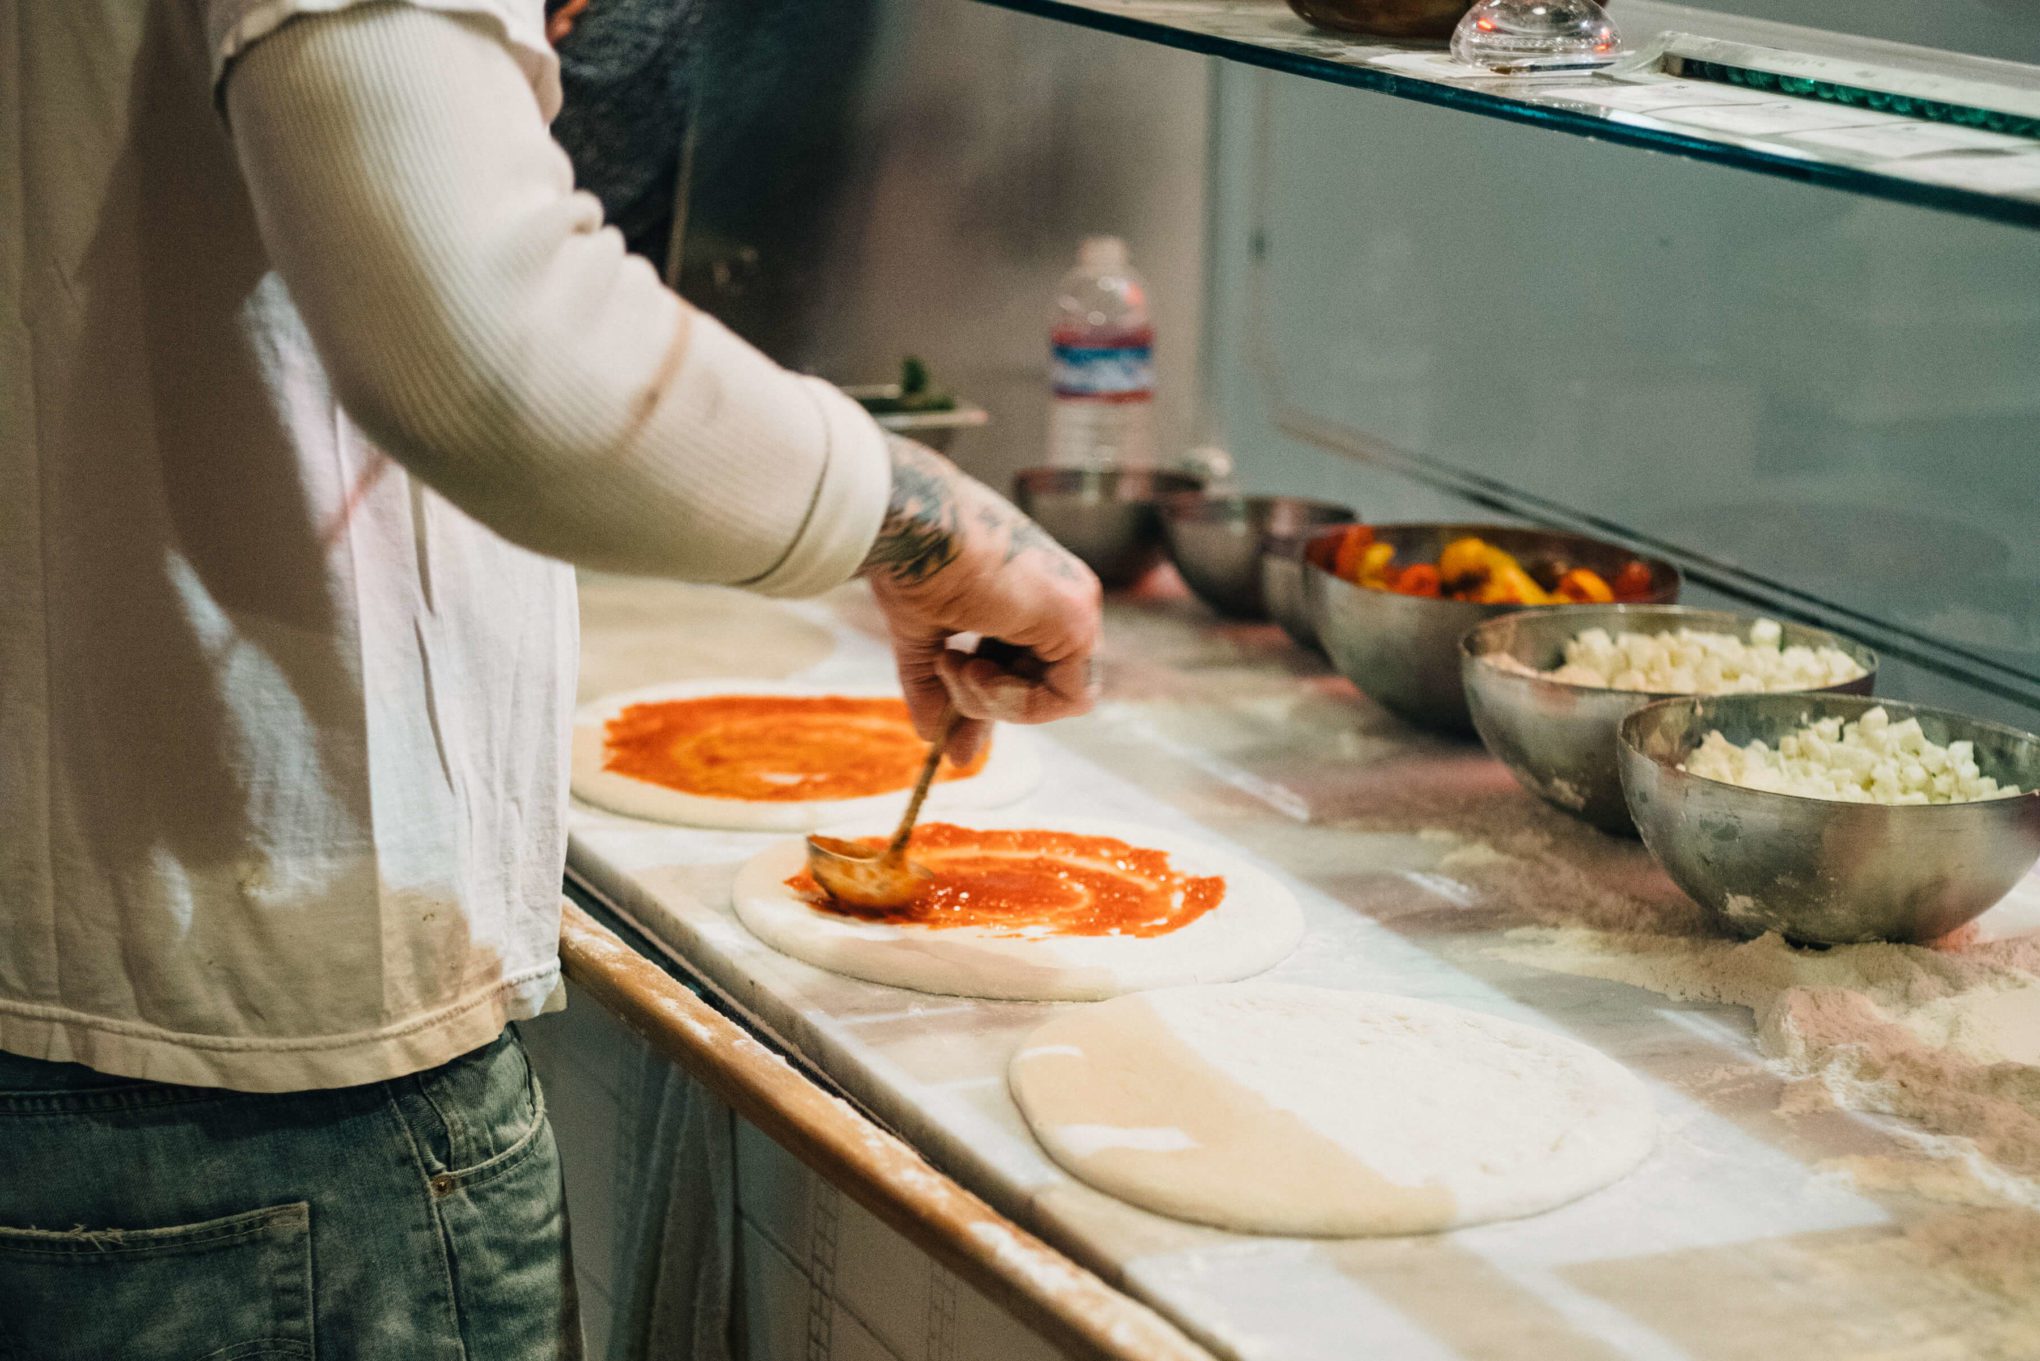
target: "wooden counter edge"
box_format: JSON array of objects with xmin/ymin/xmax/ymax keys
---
[{"xmin": 558, "ymin": 902, "xmax": 1217, "ymax": 1361}]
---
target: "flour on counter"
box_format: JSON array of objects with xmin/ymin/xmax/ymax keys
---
[
  {"xmin": 1404, "ymin": 806, "xmax": 2040, "ymax": 1323},
  {"xmin": 1403, "ymin": 818, "xmax": 1712, "ymax": 937},
  {"xmin": 1432, "ymin": 838, "xmax": 1514, "ymax": 873},
  {"xmin": 1492, "ymin": 924, "xmax": 2040, "ymax": 1208}
]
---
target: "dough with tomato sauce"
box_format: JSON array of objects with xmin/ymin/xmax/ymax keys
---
[
  {"xmin": 730, "ymin": 815, "xmax": 1302, "ymax": 1000},
  {"xmin": 570, "ymin": 680, "xmax": 1040, "ymax": 830}
]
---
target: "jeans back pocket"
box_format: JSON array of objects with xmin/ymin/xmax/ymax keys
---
[{"xmin": 0, "ymin": 1201, "xmax": 312, "ymax": 1361}]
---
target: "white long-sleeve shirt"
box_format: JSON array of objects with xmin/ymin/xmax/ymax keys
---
[{"xmin": 0, "ymin": 0, "xmax": 891, "ymax": 1090}]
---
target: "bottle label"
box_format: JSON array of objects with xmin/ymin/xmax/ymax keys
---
[{"xmin": 1051, "ymin": 343, "xmax": 1155, "ymax": 401}]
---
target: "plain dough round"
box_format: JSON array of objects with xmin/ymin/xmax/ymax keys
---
[
  {"xmin": 1010, "ymin": 984, "xmax": 1655, "ymax": 1237},
  {"xmin": 573, "ymin": 579, "xmax": 836, "ymax": 696},
  {"xmin": 731, "ymin": 815, "xmax": 1303, "ymax": 1001},
  {"xmin": 570, "ymin": 681, "xmax": 1041, "ymax": 831}
]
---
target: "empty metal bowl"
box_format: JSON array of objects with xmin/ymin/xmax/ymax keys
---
[
  {"xmin": 1012, "ymin": 467, "xmax": 1204, "ymax": 589},
  {"xmin": 1160, "ymin": 495, "xmax": 1355, "ymax": 620},
  {"xmin": 1305, "ymin": 523, "xmax": 1681, "ymax": 734},
  {"xmin": 1620, "ymin": 693, "xmax": 2040, "ymax": 944},
  {"xmin": 1261, "ymin": 526, "xmax": 1355, "ymax": 653},
  {"xmin": 1462, "ymin": 607, "xmax": 1878, "ymax": 835}
]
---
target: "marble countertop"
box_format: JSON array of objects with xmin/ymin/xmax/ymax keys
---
[{"xmin": 566, "ymin": 572, "xmax": 2039, "ymax": 1361}]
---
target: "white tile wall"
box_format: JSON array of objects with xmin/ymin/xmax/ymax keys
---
[
  {"xmin": 522, "ymin": 983, "xmax": 1068, "ymax": 1361},
  {"xmin": 734, "ymin": 1121, "xmax": 1066, "ymax": 1361},
  {"xmin": 735, "ymin": 1218, "xmax": 813, "ymax": 1361},
  {"xmin": 738, "ymin": 1220, "xmax": 901, "ymax": 1361}
]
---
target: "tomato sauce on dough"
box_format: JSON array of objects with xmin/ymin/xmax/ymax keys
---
[
  {"xmin": 787, "ymin": 823, "xmax": 1226, "ymax": 938},
  {"xmin": 603, "ymin": 695, "xmax": 990, "ymax": 802}
]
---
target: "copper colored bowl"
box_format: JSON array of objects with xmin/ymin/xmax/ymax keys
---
[{"xmin": 1286, "ymin": 0, "xmax": 1476, "ymax": 39}]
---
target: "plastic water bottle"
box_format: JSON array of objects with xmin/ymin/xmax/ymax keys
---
[{"xmin": 1048, "ymin": 236, "xmax": 1156, "ymax": 468}]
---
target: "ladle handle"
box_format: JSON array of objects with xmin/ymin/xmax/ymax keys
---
[
  {"xmin": 887, "ymin": 638, "xmax": 1046, "ymax": 859},
  {"xmin": 889, "ymin": 705, "xmax": 962, "ymax": 859}
]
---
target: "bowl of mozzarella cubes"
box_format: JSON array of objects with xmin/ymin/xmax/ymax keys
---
[
  {"xmin": 1619, "ymin": 694, "xmax": 2040, "ymax": 944},
  {"xmin": 1461, "ymin": 607, "xmax": 1876, "ymax": 834}
]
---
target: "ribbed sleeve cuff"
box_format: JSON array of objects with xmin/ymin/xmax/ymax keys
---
[{"xmin": 738, "ymin": 377, "xmax": 891, "ymax": 599}]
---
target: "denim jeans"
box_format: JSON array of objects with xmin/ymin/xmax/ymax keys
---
[{"xmin": 0, "ymin": 1028, "xmax": 581, "ymax": 1360}]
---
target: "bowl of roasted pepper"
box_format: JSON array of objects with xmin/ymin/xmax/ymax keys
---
[{"xmin": 1303, "ymin": 523, "xmax": 1680, "ymax": 733}]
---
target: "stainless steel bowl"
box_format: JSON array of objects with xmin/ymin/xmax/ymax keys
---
[
  {"xmin": 1012, "ymin": 468, "xmax": 1204, "ymax": 589},
  {"xmin": 1261, "ymin": 526, "xmax": 1356, "ymax": 653},
  {"xmin": 1305, "ymin": 524, "xmax": 1682, "ymax": 734},
  {"xmin": 1160, "ymin": 495, "xmax": 1355, "ymax": 620},
  {"xmin": 1620, "ymin": 693, "xmax": 2040, "ymax": 944},
  {"xmin": 1462, "ymin": 607, "xmax": 1878, "ymax": 835}
]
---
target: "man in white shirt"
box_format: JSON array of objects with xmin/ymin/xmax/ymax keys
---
[{"xmin": 0, "ymin": 1, "xmax": 1101, "ymax": 1354}]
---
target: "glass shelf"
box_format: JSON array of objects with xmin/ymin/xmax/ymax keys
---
[{"xmin": 977, "ymin": 0, "xmax": 2040, "ymax": 229}]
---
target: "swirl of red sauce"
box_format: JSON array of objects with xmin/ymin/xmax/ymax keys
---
[
  {"xmin": 787, "ymin": 824, "xmax": 1225, "ymax": 938},
  {"xmin": 604, "ymin": 695, "xmax": 990, "ymax": 802}
]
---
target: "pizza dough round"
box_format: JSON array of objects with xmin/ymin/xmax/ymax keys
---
[
  {"xmin": 571, "ymin": 681, "xmax": 1040, "ymax": 831},
  {"xmin": 730, "ymin": 816, "xmax": 1303, "ymax": 1001},
  {"xmin": 1010, "ymin": 984, "xmax": 1655, "ymax": 1237},
  {"xmin": 574, "ymin": 579, "xmax": 836, "ymax": 693}
]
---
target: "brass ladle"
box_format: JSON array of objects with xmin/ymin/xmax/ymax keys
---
[
  {"xmin": 803, "ymin": 704, "xmax": 963, "ymax": 910},
  {"xmin": 805, "ymin": 640, "xmax": 1042, "ymax": 910}
]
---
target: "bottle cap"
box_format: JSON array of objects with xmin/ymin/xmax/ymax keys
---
[{"xmin": 1078, "ymin": 236, "xmax": 1129, "ymax": 269}]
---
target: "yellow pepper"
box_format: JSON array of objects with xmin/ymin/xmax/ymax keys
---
[
  {"xmin": 1555, "ymin": 568, "xmax": 1615, "ymax": 604},
  {"xmin": 1357, "ymin": 541, "xmax": 1397, "ymax": 586}
]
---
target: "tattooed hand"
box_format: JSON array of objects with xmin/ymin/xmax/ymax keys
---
[{"xmin": 862, "ymin": 438, "xmax": 1102, "ymax": 763}]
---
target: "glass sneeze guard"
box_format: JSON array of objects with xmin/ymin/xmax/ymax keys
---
[
  {"xmin": 976, "ymin": 0, "xmax": 2040, "ymax": 229},
  {"xmin": 1197, "ymin": 60, "xmax": 2040, "ymax": 726}
]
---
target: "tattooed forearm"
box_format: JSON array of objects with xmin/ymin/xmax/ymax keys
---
[
  {"xmin": 863, "ymin": 437, "xmax": 1086, "ymax": 590},
  {"xmin": 1004, "ymin": 518, "xmax": 1087, "ymax": 583},
  {"xmin": 862, "ymin": 438, "xmax": 962, "ymax": 585}
]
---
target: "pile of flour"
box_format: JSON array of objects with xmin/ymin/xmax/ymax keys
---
[
  {"xmin": 1352, "ymin": 772, "xmax": 2040, "ymax": 1210},
  {"xmin": 1374, "ymin": 784, "xmax": 2040, "ymax": 1205},
  {"xmin": 1403, "ymin": 805, "xmax": 2040, "ymax": 1209},
  {"xmin": 1492, "ymin": 924, "xmax": 2040, "ymax": 1206}
]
